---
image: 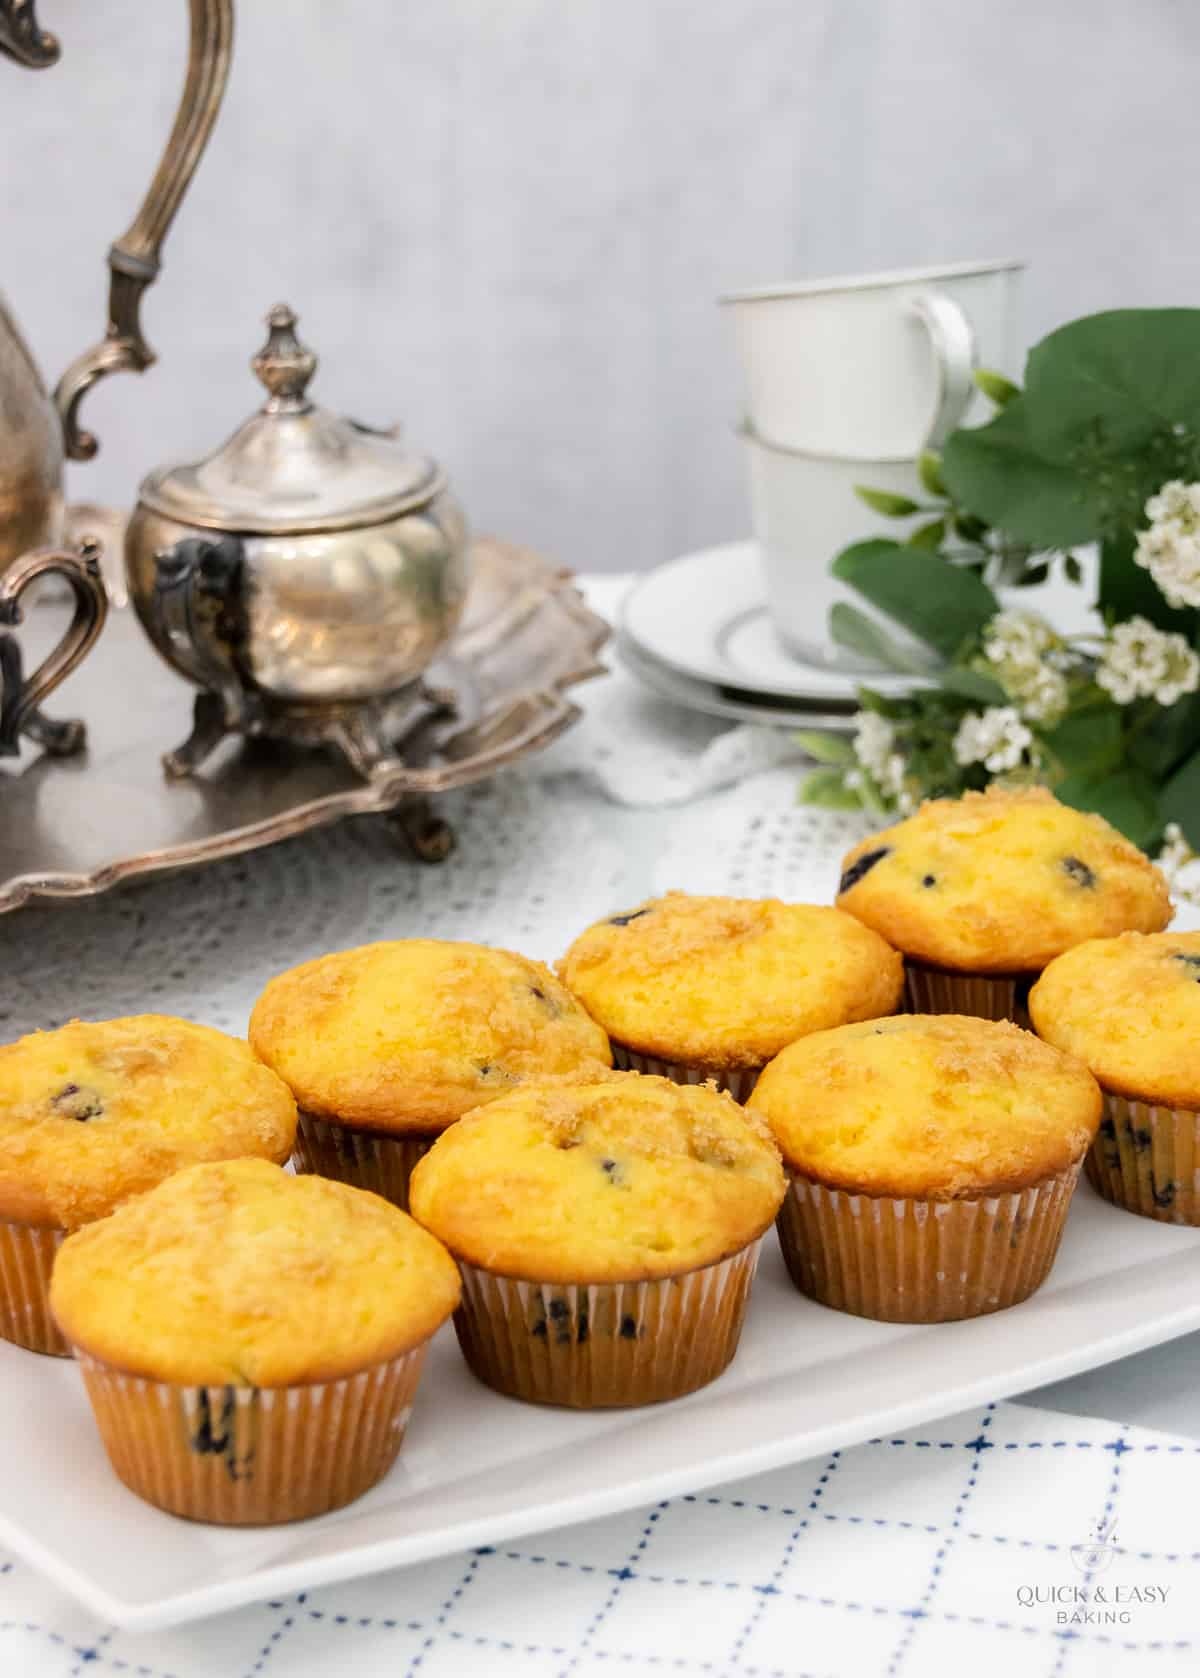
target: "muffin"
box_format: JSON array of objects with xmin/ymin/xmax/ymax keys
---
[
  {"xmin": 51, "ymin": 1158, "xmax": 460, "ymax": 1524},
  {"xmin": 408, "ymin": 1074, "xmax": 786, "ymax": 1406},
  {"xmin": 558, "ymin": 893, "xmax": 903, "ymax": 1098},
  {"xmin": 249, "ymin": 940, "xmax": 612, "ymax": 1209},
  {"xmin": 0, "ymin": 1015, "xmax": 296, "ymax": 1356},
  {"xmin": 836, "ymin": 787, "xmax": 1171, "ymax": 1021},
  {"xmin": 1031, "ymin": 931, "xmax": 1200, "ymax": 1224},
  {"xmin": 749, "ymin": 1014, "xmax": 1100, "ymax": 1322}
]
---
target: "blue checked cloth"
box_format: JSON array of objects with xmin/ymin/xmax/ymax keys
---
[{"xmin": 1, "ymin": 1399, "xmax": 1192, "ymax": 1678}]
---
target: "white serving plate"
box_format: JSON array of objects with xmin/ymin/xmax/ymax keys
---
[{"xmin": 4, "ymin": 1178, "xmax": 1200, "ymax": 1631}]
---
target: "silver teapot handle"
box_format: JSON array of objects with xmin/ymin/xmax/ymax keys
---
[{"xmin": 50, "ymin": 0, "xmax": 234, "ymax": 461}]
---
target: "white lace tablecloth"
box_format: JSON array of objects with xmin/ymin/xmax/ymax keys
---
[{"xmin": 0, "ymin": 575, "xmax": 1194, "ymax": 1677}]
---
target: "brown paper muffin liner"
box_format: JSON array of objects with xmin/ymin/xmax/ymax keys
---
[
  {"xmin": 904, "ymin": 960, "xmax": 1033, "ymax": 1027},
  {"xmin": 452, "ymin": 1240, "xmax": 762, "ymax": 1407},
  {"xmin": 609, "ymin": 1042, "xmax": 760, "ymax": 1102},
  {"xmin": 776, "ymin": 1163, "xmax": 1081, "ymax": 1323},
  {"xmin": 71, "ymin": 1343, "xmax": 428, "ymax": 1524},
  {"xmin": 292, "ymin": 1111, "xmax": 436, "ymax": 1211},
  {"xmin": 1085, "ymin": 1092, "xmax": 1200, "ymax": 1224},
  {"xmin": 0, "ymin": 1218, "xmax": 67, "ymax": 1356}
]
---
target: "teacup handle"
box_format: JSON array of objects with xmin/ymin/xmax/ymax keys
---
[
  {"xmin": 0, "ymin": 543, "xmax": 109, "ymax": 757},
  {"xmin": 910, "ymin": 292, "xmax": 977, "ymax": 450}
]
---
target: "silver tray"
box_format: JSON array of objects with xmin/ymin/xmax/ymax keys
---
[{"xmin": 0, "ymin": 532, "xmax": 608, "ymax": 912}]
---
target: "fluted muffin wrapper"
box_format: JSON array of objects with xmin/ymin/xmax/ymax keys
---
[
  {"xmin": 71, "ymin": 1343, "xmax": 428, "ymax": 1524},
  {"xmin": 776, "ymin": 1163, "xmax": 1081, "ymax": 1323},
  {"xmin": 0, "ymin": 1218, "xmax": 67, "ymax": 1356},
  {"xmin": 292, "ymin": 1110, "xmax": 436, "ymax": 1212},
  {"xmin": 609, "ymin": 1042, "xmax": 760, "ymax": 1102},
  {"xmin": 903, "ymin": 960, "xmax": 1033, "ymax": 1028},
  {"xmin": 1085, "ymin": 1092, "xmax": 1200, "ymax": 1225},
  {"xmin": 452, "ymin": 1241, "xmax": 762, "ymax": 1408}
]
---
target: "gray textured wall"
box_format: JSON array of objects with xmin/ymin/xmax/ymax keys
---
[{"xmin": 4, "ymin": 0, "xmax": 1198, "ymax": 574}]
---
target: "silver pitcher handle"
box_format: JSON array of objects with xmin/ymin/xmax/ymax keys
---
[
  {"xmin": 910, "ymin": 291, "xmax": 978, "ymax": 450},
  {"xmin": 0, "ymin": 541, "xmax": 108, "ymax": 756},
  {"xmin": 52, "ymin": 0, "xmax": 234, "ymax": 462},
  {"xmin": 0, "ymin": 1, "xmax": 59, "ymax": 67}
]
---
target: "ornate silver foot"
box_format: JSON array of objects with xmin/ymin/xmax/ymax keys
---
[
  {"xmin": 162, "ymin": 691, "xmax": 231, "ymax": 779},
  {"xmin": 386, "ymin": 796, "xmax": 455, "ymax": 863}
]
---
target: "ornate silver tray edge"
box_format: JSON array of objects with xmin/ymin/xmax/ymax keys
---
[{"xmin": 0, "ymin": 539, "xmax": 609, "ymax": 914}]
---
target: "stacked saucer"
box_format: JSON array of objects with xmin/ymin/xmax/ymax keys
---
[{"xmin": 618, "ymin": 541, "xmax": 907, "ymax": 731}]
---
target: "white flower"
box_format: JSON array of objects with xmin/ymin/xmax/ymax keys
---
[
  {"xmin": 981, "ymin": 608, "xmax": 1070, "ymax": 724},
  {"xmin": 983, "ymin": 608, "xmax": 1058, "ymax": 666},
  {"xmin": 952, "ymin": 706, "xmax": 1034, "ymax": 774},
  {"xmin": 1156, "ymin": 822, "xmax": 1200, "ymax": 908},
  {"xmin": 1095, "ymin": 616, "xmax": 1200, "ymax": 707},
  {"xmin": 1134, "ymin": 480, "xmax": 1200, "ymax": 609},
  {"xmin": 851, "ymin": 711, "xmax": 910, "ymax": 806}
]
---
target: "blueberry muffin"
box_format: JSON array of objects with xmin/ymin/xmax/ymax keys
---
[
  {"xmin": 558, "ymin": 893, "xmax": 903, "ymax": 1099},
  {"xmin": 836, "ymin": 787, "xmax": 1170, "ymax": 1021},
  {"xmin": 1031, "ymin": 931, "xmax": 1200, "ymax": 1224},
  {"xmin": 749, "ymin": 1014, "xmax": 1100, "ymax": 1322},
  {"xmin": 51, "ymin": 1158, "xmax": 461, "ymax": 1524},
  {"xmin": 0, "ymin": 1016, "xmax": 296, "ymax": 1355},
  {"xmin": 408, "ymin": 1074, "xmax": 786, "ymax": 1406},
  {"xmin": 249, "ymin": 940, "xmax": 612, "ymax": 1209}
]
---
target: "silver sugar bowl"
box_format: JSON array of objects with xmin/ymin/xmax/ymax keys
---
[{"xmin": 125, "ymin": 304, "xmax": 469, "ymax": 779}]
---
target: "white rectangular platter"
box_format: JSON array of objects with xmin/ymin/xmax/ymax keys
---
[{"xmin": 3, "ymin": 1177, "xmax": 1199, "ymax": 1631}]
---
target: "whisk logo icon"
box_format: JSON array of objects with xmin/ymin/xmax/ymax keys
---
[{"xmin": 1070, "ymin": 1515, "xmax": 1118, "ymax": 1574}]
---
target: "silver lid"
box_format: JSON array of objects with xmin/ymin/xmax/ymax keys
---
[{"xmin": 137, "ymin": 305, "xmax": 444, "ymax": 535}]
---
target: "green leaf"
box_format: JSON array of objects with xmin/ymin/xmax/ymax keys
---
[
  {"xmin": 1162, "ymin": 746, "xmax": 1200, "ymax": 845},
  {"xmin": 974, "ymin": 367, "xmax": 1022, "ymax": 408},
  {"xmin": 908, "ymin": 516, "xmax": 946, "ymax": 551},
  {"xmin": 831, "ymin": 540, "xmax": 998, "ymax": 661},
  {"xmin": 798, "ymin": 767, "xmax": 864, "ymax": 810},
  {"xmin": 937, "ymin": 668, "xmax": 1008, "ymax": 706},
  {"xmin": 1013, "ymin": 561, "xmax": 1051, "ymax": 588},
  {"xmin": 1057, "ymin": 765, "xmax": 1161, "ymax": 848},
  {"xmin": 1129, "ymin": 691, "xmax": 1200, "ymax": 781},
  {"xmin": 793, "ymin": 729, "xmax": 855, "ymax": 765},
  {"xmin": 1040, "ymin": 706, "xmax": 1122, "ymax": 777},
  {"xmin": 854, "ymin": 486, "xmax": 923, "ymax": 517},
  {"xmin": 941, "ymin": 400, "xmax": 1100, "ymax": 548},
  {"xmin": 1024, "ymin": 309, "xmax": 1200, "ymax": 461},
  {"xmin": 917, "ymin": 450, "xmax": 947, "ymax": 497},
  {"xmin": 953, "ymin": 511, "xmax": 990, "ymax": 542},
  {"xmin": 828, "ymin": 601, "xmax": 935, "ymax": 674}
]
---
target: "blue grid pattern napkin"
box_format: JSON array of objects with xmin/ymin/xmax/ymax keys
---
[{"xmin": 1, "ymin": 1398, "xmax": 1192, "ymax": 1678}]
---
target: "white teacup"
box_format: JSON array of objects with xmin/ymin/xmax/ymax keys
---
[
  {"xmin": 722, "ymin": 260, "xmax": 1023, "ymax": 459},
  {"xmin": 740, "ymin": 426, "xmax": 936, "ymax": 675}
]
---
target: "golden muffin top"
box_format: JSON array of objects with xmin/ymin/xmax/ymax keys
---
[
  {"xmin": 408, "ymin": 1074, "xmax": 786, "ymax": 1283},
  {"xmin": 557, "ymin": 894, "xmax": 903, "ymax": 1069},
  {"xmin": 749, "ymin": 1013, "xmax": 1100, "ymax": 1199},
  {"xmin": 0, "ymin": 1015, "xmax": 297, "ymax": 1229},
  {"xmin": 836, "ymin": 787, "xmax": 1170, "ymax": 973},
  {"xmin": 51, "ymin": 1158, "xmax": 461, "ymax": 1386},
  {"xmin": 1030, "ymin": 930, "xmax": 1200, "ymax": 1106},
  {"xmin": 248, "ymin": 939, "xmax": 612, "ymax": 1134}
]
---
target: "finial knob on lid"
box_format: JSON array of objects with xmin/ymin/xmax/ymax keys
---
[{"xmin": 251, "ymin": 304, "xmax": 317, "ymax": 409}]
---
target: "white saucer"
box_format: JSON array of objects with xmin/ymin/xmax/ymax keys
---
[
  {"xmin": 621, "ymin": 540, "xmax": 1099, "ymax": 705},
  {"xmin": 617, "ymin": 632, "xmax": 854, "ymax": 730},
  {"xmin": 621, "ymin": 542, "xmax": 913, "ymax": 701}
]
